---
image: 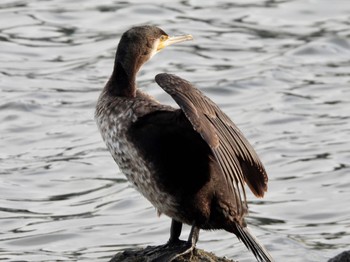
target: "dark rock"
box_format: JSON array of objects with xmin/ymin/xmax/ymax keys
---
[
  {"xmin": 109, "ymin": 245, "xmax": 235, "ymax": 262},
  {"xmin": 328, "ymin": 251, "xmax": 350, "ymax": 262}
]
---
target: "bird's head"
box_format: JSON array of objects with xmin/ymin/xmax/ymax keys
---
[
  {"xmin": 115, "ymin": 25, "xmax": 193, "ymax": 72},
  {"xmin": 108, "ymin": 25, "xmax": 192, "ymax": 97}
]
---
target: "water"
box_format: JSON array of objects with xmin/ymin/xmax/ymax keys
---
[{"xmin": 1, "ymin": 0, "xmax": 350, "ymax": 261}]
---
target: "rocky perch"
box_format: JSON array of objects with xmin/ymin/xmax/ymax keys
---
[
  {"xmin": 109, "ymin": 245, "xmax": 350, "ymax": 262},
  {"xmin": 328, "ymin": 250, "xmax": 350, "ymax": 262},
  {"xmin": 109, "ymin": 245, "xmax": 235, "ymax": 262}
]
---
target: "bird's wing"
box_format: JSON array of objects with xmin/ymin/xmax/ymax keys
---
[{"xmin": 155, "ymin": 73, "xmax": 268, "ymax": 207}]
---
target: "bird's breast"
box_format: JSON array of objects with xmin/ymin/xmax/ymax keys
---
[{"xmin": 95, "ymin": 97, "xmax": 179, "ymax": 216}]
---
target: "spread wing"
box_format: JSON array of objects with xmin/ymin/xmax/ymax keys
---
[{"xmin": 155, "ymin": 73, "xmax": 268, "ymax": 209}]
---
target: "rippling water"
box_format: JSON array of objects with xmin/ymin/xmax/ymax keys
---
[{"xmin": 1, "ymin": 0, "xmax": 350, "ymax": 261}]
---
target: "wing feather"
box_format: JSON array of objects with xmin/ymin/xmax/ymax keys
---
[{"xmin": 155, "ymin": 73, "xmax": 268, "ymax": 207}]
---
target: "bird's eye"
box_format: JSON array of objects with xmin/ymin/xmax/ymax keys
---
[{"xmin": 160, "ymin": 35, "xmax": 168, "ymax": 41}]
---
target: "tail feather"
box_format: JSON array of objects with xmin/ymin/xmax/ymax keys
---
[{"xmin": 236, "ymin": 224, "xmax": 274, "ymax": 262}]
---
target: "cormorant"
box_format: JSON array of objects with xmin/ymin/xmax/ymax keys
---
[{"xmin": 95, "ymin": 25, "xmax": 273, "ymax": 262}]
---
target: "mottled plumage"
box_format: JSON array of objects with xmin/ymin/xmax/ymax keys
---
[{"xmin": 95, "ymin": 25, "xmax": 273, "ymax": 262}]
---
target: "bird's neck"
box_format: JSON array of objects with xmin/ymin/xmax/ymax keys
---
[{"xmin": 105, "ymin": 53, "xmax": 142, "ymax": 97}]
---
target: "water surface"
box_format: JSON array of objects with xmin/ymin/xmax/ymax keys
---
[{"xmin": 1, "ymin": 0, "xmax": 350, "ymax": 261}]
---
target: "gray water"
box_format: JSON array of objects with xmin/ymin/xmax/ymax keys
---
[{"xmin": 1, "ymin": 0, "xmax": 350, "ymax": 261}]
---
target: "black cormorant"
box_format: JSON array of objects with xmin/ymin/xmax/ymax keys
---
[{"xmin": 95, "ymin": 25, "xmax": 273, "ymax": 262}]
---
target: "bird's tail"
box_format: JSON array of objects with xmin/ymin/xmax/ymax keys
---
[{"xmin": 236, "ymin": 224, "xmax": 274, "ymax": 262}]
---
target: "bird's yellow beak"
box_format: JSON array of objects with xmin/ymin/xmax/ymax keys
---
[{"xmin": 157, "ymin": 34, "xmax": 193, "ymax": 51}]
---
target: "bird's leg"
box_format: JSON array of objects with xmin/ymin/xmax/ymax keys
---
[
  {"xmin": 147, "ymin": 219, "xmax": 188, "ymax": 262},
  {"xmin": 168, "ymin": 219, "xmax": 183, "ymax": 245},
  {"xmin": 148, "ymin": 219, "xmax": 183, "ymax": 256},
  {"xmin": 187, "ymin": 224, "xmax": 200, "ymax": 248},
  {"xmin": 166, "ymin": 224, "xmax": 200, "ymax": 261},
  {"xmin": 144, "ymin": 220, "xmax": 183, "ymax": 258}
]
